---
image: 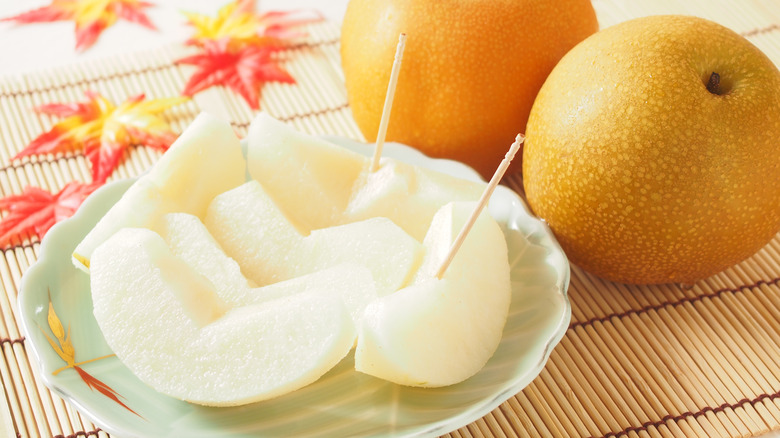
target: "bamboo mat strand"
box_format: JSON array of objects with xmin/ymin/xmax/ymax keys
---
[{"xmin": 0, "ymin": 1, "xmax": 778, "ymax": 437}]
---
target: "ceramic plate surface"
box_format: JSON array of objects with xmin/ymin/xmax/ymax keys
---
[{"xmin": 18, "ymin": 138, "xmax": 570, "ymax": 438}]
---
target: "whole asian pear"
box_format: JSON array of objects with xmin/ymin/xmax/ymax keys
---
[
  {"xmin": 340, "ymin": 0, "xmax": 598, "ymax": 178},
  {"xmin": 523, "ymin": 15, "xmax": 780, "ymax": 285}
]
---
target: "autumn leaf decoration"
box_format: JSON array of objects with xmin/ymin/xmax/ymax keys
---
[
  {"xmin": 0, "ymin": 0, "xmax": 157, "ymax": 52},
  {"xmin": 0, "ymin": 182, "xmax": 101, "ymax": 248},
  {"xmin": 177, "ymin": 0, "xmax": 321, "ymax": 109},
  {"xmin": 177, "ymin": 39, "xmax": 295, "ymax": 110},
  {"xmin": 0, "ymin": 90, "xmax": 186, "ymax": 247},
  {"xmin": 15, "ymin": 90, "xmax": 187, "ymax": 184},
  {"xmin": 41, "ymin": 294, "xmax": 140, "ymax": 416}
]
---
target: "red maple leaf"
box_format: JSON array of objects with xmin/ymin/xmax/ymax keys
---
[
  {"xmin": 1, "ymin": 0, "xmax": 156, "ymax": 52},
  {"xmin": 177, "ymin": 40, "xmax": 294, "ymax": 109},
  {"xmin": 15, "ymin": 91, "xmax": 186, "ymax": 183},
  {"xmin": 0, "ymin": 181, "xmax": 102, "ymax": 247}
]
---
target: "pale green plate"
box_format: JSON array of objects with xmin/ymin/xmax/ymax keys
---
[{"xmin": 18, "ymin": 139, "xmax": 570, "ymax": 438}]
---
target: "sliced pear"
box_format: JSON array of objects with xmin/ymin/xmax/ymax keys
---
[
  {"xmin": 204, "ymin": 180, "xmax": 303, "ymax": 285},
  {"xmin": 72, "ymin": 179, "xmax": 168, "ymax": 270},
  {"xmin": 156, "ymin": 211, "xmax": 377, "ymax": 323},
  {"xmin": 246, "ymin": 112, "xmax": 368, "ymax": 230},
  {"xmin": 344, "ymin": 158, "xmax": 486, "ymax": 240},
  {"xmin": 73, "ymin": 112, "xmax": 245, "ymax": 271},
  {"xmin": 144, "ymin": 113, "xmax": 245, "ymax": 213},
  {"xmin": 301, "ymin": 219, "xmax": 422, "ymax": 297},
  {"xmin": 206, "ymin": 180, "xmax": 423, "ymax": 295},
  {"xmin": 90, "ymin": 227, "xmax": 358, "ymax": 406},
  {"xmin": 355, "ymin": 202, "xmax": 511, "ymax": 387},
  {"xmin": 155, "ymin": 212, "xmax": 256, "ymax": 305},
  {"xmin": 251, "ymin": 263, "xmax": 378, "ymax": 326}
]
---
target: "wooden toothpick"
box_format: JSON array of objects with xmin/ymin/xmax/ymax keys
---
[
  {"xmin": 435, "ymin": 134, "xmax": 525, "ymax": 279},
  {"xmin": 370, "ymin": 33, "xmax": 407, "ymax": 172}
]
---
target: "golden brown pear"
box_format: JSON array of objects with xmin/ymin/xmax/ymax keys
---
[
  {"xmin": 523, "ymin": 15, "xmax": 780, "ymax": 285},
  {"xmin": 340, "ymin": 0, "xmax": 598, "ymax": 179}
]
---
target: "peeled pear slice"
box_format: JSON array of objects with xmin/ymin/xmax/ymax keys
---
[
  {"xmin": 204, "ymin": 181, "xmax": 303, "ymax": 285},
  {"xmin": 246, "ymin": 112, "xmax": 368, "ymax": 230},
  {"xmin": 90, "ymin": 227, "xmax": 357, "ymax": 406},
  {"xmin": 157, "ymin": 211, "xmax": 378, "ymax": 324},
  {"xmin": 155, "ymin": 212, "xmax": 257, "ymax": 305},
  {"xmin": 251, "ymin": 263, "xmax": 378, "ymax": 327},
  {"xmin": 206, "ymin": 180, "xmax": 422, "ymax": 295},
  {"xmin": 72, "ymin": 178, "xmax": 168, "ymax": 270},
  {"xmin": 355, "ymin": 202, "xmax": 511, "ymax": 387},
  {"xmin": 73, "ymin": 112, "xmax": 245, "ymax": 271},
  {"xmin": 344, "ymin": 158, "xmax": 486, "ymax": 241}
]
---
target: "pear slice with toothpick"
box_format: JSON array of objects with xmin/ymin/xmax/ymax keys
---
[
  {"xmin": 355, "ymin": 136, "xmax": 523, "ymax": 387},
  {"xmin": 355, "ymin": 201, "xmax": 511, "ymax": 387},
  {"xmin": 343, "ymin": 32, "xmax": 484, "ymax": 241},
  {"xmin": 343, "ymin": 158, "xmax": 486, "ymax": 241}
]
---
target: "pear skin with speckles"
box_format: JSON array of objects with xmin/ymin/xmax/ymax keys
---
[
  {"xmin": 341, "ymin": 0, "xmax": 598, "ymax": 179},
  {"xmin": 522, "ymin": 15, "xmax": 780, "ymax": 285}
]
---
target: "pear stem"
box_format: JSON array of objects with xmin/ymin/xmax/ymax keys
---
[
  {"xmin": 435, "ymin": 134, "xmax": 525, "ymax": 279},
  {"xmin": 371, "ymin": 33, "xmax": 407, "ymax": 173}
]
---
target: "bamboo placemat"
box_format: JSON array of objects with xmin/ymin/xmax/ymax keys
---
[{"xmin": 1, "ymin": 0, "xmax": 779, "ymax": 437}]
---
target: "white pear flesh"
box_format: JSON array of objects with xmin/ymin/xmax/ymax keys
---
[
  {"xmin": 156, "ymin": 211, "xmax": 378, "ymax": 324},
  {"xmin": 206, "ymin": 180, "xmax": 422, "ymax": 295},
  {"xmin": 72, "ymin": 179, "xmax": 169, "ymax": 270},
  {"xmin": 204, "ymin": 181, "xmax": 303, "ymax": 285},
  {"xmin": 144, "ymin": 113, "xmax": 244, "ymax": 214},
  {"xmin": 90, "ymin": 228, "xmax": 357, "ymax": 406},
  {"xmin": 73, "ymin": 112, "xmax": 245, "ymax": 271},
  {"xmin": 155, "ymin": 212, "xmax": 257, "ymax": 305},
  {"xmin": 344, "ymin": 158, "xmax": 486, "ymax": 241},
  {"xmin": 250, "ymin": 263, "xmax": 378, "ymax": 327},
  {"xmin": 355, "ymin": 202, "xmax": 511, "ymax": 387},
  {"xmin": 246, "ymin": 112, "xmax": 368, "ymax": 230}
]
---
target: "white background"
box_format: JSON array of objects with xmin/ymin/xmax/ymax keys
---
[{"xmin": 0, "ymin": 0, "xmax": 349, "ymax": 75}]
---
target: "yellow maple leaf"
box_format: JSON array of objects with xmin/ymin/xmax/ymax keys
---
[{"xmin": 184, "ymin": 1, "xmax": 261, "ymax": 47}]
